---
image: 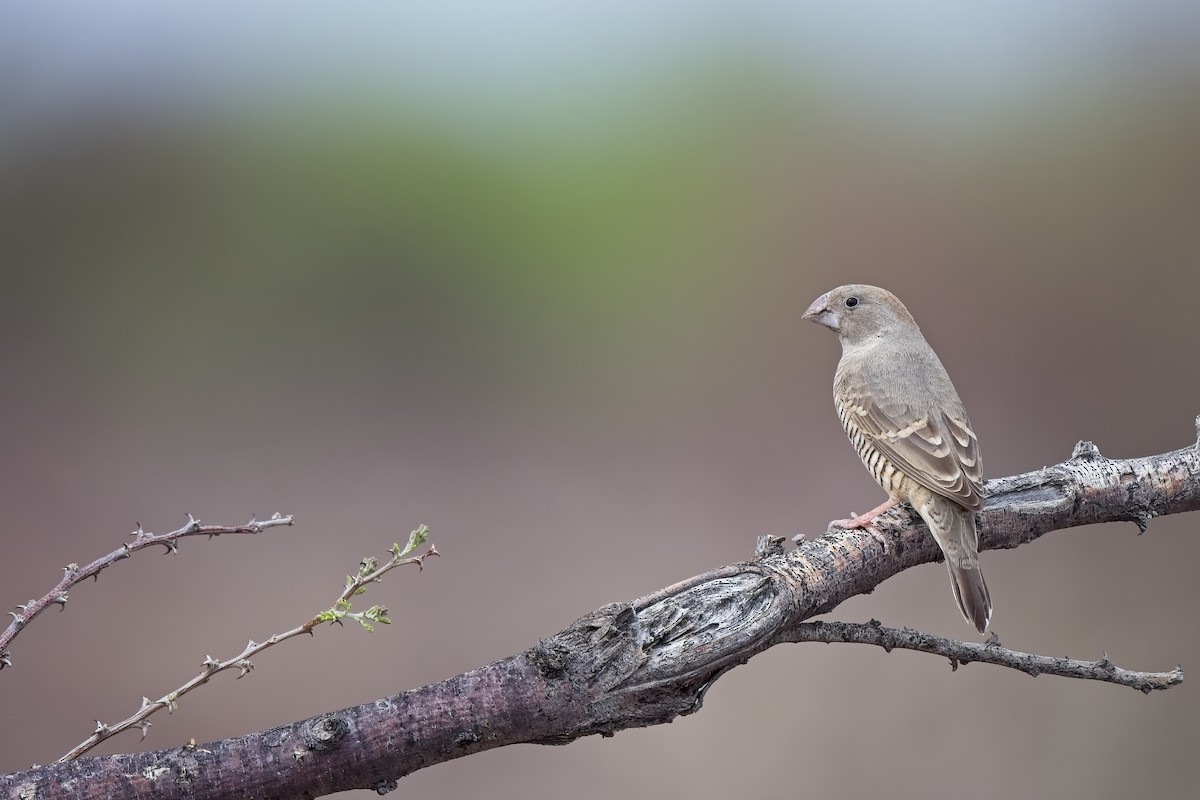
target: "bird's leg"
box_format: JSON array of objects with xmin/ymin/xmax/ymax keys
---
[{"xmin": 831, "ymin": 497, "xmax": 899, "ymax": 530}]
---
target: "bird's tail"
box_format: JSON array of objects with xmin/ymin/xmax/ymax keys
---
[
  {"xmin": 916, "ymin": 493, "xmax": 993, "ymax": 633},
  {"xmin": 947, "ymin": 561, "xmax": 991, "ymax": 634}
]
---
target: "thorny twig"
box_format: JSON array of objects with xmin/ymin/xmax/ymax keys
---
[
  {"xmin": 0, "ymin": 513, "xmax": 295, "ymax": 671},
  {"xmin": 57, "ymin": 525, "xmax": 438, "ymax": 762}
]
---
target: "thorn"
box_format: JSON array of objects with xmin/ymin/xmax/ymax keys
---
[
  {"xmin": 136, "ymin": 719, "xmax": 152, "ymax": 740},
  {"xmin": 1, "ymin": 650, "xmax": 12, "ymax": 668},
  {"xmin": 948, "ymin": 658, "xmax": 960, "ymax": 672},
  {"xmin": 201, "ymin": 655, "xmax": 220, "ymax": 671},
  {"xmin": 1133, "ymin": 512, "xmax": 1150, "ymax": 534},
  {"xmin": 63, "ymin": 564, "xmax": 79, "ymax": 579},
  {"xmin": 94, "ymin": 720, "xmax": 110, "ymax": 736},
  {"xmin": 160, "ymin": 539, "xmax": 180, "ymax": 555},
  {"xmin": 139, "ymin": 697, "xmax": 152, "ymax": 712},
  {"xmin": 53, "ymin": 594, "xmax": 68, "ymax": 609},
  {"xmin": 1071, "ymin": 440, "xmax": 1102, "ymax": 461},
  {"xmin": 792, "ymin": 532, "xmax": 806, "ymax": 545},
  {"xmin": 8, "ymin": 611, "xmax": 24, "ymax": 625}
]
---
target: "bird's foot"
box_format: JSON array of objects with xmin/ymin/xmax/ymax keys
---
[
  {"xmin": 830, "ymin": 514, "xmax": 877, "ymax": 531},
  {"xmin": 830, "ymin": 498, "xmax": 899, "ymax": 531}
]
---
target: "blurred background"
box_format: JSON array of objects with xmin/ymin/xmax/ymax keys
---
[{"xmin": 2, "ymin": 1, "xmax": 1198, "ymax": 797}]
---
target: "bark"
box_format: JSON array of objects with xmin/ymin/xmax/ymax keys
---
[{"xmin": 4, "ymin": 427, "xmax": 1198, "ymax": 800}]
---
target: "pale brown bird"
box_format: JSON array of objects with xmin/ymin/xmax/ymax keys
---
[{"xmin": 803, "ymin": 284, "xmax": 991, "ymax": 633}]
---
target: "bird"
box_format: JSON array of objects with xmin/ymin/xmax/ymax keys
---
[{"xmin": 802, "ymin": 284, "xmax": 991, "ymax": 633}]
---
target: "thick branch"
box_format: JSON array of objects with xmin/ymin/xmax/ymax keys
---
[{"xmin": 5, "ymin": 427, "xmax": 1198, "ymax": 800}]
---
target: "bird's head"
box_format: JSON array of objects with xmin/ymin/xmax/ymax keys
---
[{"xmin": 802, "ymin": 284, "xmax": 917, "ymax": 346}]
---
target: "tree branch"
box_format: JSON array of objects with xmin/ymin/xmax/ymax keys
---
[
  {"xmin": 778, "ymin": 620, "xmax": 1183, "ymax": 693},
  {"xmin": 5, "ymin": 423, "xmax": 1198, "ymax": 800},
  {"xmin": 0, "ymin": 513, "xmax": 295, "ymax": 671}
]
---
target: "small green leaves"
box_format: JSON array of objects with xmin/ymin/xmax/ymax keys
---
[
  {"xmin": 318, "ymin": 526, "xmax": 435, "ymax": 633},
  {"xmin": 396, "ymin": 525, "xmax": 430, "ymax": 559},
  {"xmin": 313, "ymin": 599, "xmax": 391, "ymax": 632},
  {"xmin": 356, "ymin": 605, "xmax": 391, "ymax": 633}
]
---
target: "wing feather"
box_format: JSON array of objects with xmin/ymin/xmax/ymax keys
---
[{"xmin": 838, "ymin": 372, "xmax": 983, "ymax": 511}]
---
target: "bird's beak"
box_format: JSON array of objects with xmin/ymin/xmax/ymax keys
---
[{"xmin": 802, "ymin": 293, "xmax": 839, "ymax": 331}]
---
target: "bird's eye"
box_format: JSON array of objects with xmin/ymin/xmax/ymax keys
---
[{"xmin": 844, "ymin": 296, "xmax": 859, "ymax": 308}]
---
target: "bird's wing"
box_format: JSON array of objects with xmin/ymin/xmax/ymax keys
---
[{"xmin": 838, "ymin": 379, "xmax": 984, "ymax": 511}]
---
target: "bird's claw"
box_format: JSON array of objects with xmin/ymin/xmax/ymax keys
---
[
  {"xmin": 830, "ymin": 513, "xmax": 881, "ymax": 532},
  {"xmin": 829, "ymin": 498, "xmax": 898, "ymax": 533}
]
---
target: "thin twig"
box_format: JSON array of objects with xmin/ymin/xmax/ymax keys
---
[
  {"xmin": 778, "ymin": 620, "xmax": 1184, "ymax": 693},
  {"xmin": 0, "ymin": 513, "xmax": 295, "ymax": 670},
  {"xmin": 57, "ymin": 526, "xmax": 439, "ymax": 762}
]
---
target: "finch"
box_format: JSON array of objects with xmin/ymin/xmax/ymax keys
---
[{"xmin": 803, "ymin": 284, "xmax": 991, "ymax": 633}]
